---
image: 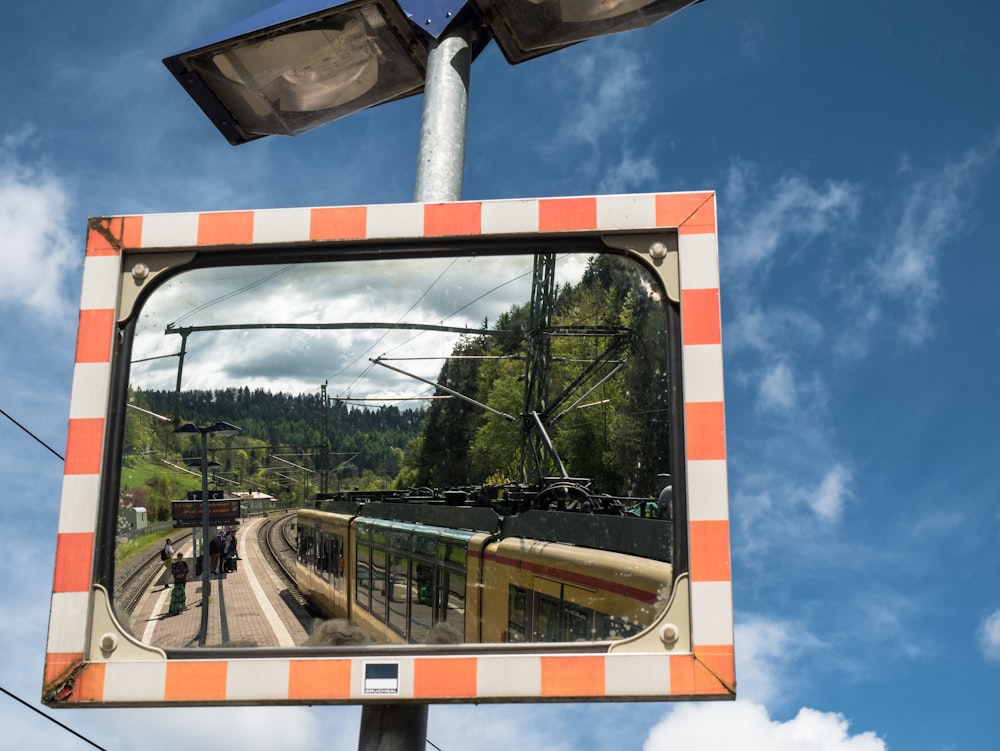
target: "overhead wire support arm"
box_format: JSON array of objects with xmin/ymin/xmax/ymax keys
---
[
  {"xmin": 270, "ymin": 455, "xmax": 318, "ymax": 474},
  {"xmin": 164, "ymin": 322, "xmax": 511, "ymax": 337},
  {"xmin": 369, "ymin": 357, "xmax": 518, "ymax": 423},
  {"xmin": 550, "ymin": 360, "xmax": 628, "ymax": 425},
  {"xmin": 529, "ymin": 411, "xmax": 569, "ymax": 479}
]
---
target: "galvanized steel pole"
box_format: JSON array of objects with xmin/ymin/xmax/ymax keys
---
[
  {"xmin": 357, "ymin": 23, "xmax": 472, "ymax": 751},
  {"xmin": 413, "ymin": 25, "xmax": 472, "ymax": 203}
]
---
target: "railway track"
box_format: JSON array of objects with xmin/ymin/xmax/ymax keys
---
[
  {"xmin": 114, "ymin": 531, "xmax": 193, "ymax": 616},
  {"xmin": 258, "ymin": 512, "xmax": 311, "ymax": 610}
]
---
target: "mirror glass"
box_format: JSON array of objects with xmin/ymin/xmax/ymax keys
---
[{"xmin": 114, "ymin": 248, "xmax": 678, "ymax": 649}]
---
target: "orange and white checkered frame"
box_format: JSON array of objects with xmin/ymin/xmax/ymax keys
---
[{"xmin": 44, "ymin": 192, "xmax": 733, "ymax": 706}]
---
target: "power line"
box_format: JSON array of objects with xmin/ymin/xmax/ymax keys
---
[
  {"xmin": 1, "ymin": 686, "xmax": 108, "ymax": 750},
  {"xmin": 169, "ymin": 264, "xmax": 298, "ymax": 327},
  {"xmin": 0, "ymin": 415, "xmax": 109, "ymax": 749},
  {"xmin": 0, "ymin": 408, "xmax": 64, "ymax": 461},
  {"xmin": 1, "ymin": 406, "xmax": 453, "ymax": 751}
]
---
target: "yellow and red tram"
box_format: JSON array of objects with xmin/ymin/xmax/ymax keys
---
[{"xmin": 296, "ymin": 498, "xmax": 674, "ymax": 646}]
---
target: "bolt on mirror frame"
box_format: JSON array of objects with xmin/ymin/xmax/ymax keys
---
[{"xmin": 44, "ymin": 191, "xmax": 732, "ymax": 708}]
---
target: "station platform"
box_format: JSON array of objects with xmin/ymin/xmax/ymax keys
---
[{"xmin": 129, "ymin": 516, "xmax": 311, "ymax": 649}]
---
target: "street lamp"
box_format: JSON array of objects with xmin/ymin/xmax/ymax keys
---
[
  {"xmin": 163, "ymin": 0, "xmax": 706, "ymax": 143},
  {"xmin": 162, "ymin": 0, "xmax": 706, "ymax": 744},
  {"xmin": 173, "ymin": 421, "xmax": 241, "ymax": 647},
  {"xmin": 475, "ymin": 0, "xmax": 705, "ymax": 63},
  {"xmin": 163, "ymin": 0, "xmax": 486, "ymax": 145}
]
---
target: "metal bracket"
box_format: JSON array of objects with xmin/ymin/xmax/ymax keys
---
[
  {"xmin": 608, "ymin": 573, "xmax": 691, "ymax": 654},
  {"xmin": 602, "ymin": 233, "xmax": 680, "ymax": 303},
  {"xmin": 88, "ymin": 584, "xmax": 167, "ymax": 661},
  {"xmin": 119, "ymin": 251, "xmax": 196, "ymax": 322}
]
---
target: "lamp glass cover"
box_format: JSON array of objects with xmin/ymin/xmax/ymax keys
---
[
  {"xmin": 186, "ymin": 4, "xmax": 425, "ymax": 137},
  {"xmin": 482, "ymin": 0, "xmax": 702, "ymax": 64}
]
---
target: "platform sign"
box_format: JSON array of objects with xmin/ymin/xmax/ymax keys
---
[
  {"xmin": 43, "ymin": 192, "xmax": 733, "ymax": 707},
  {"xmin": 170, "ymin": 497, "xmax": 241, "ymax": 527}
]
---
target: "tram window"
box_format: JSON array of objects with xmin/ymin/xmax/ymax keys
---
[
  {"xmin": 534, "ymin": 594, "xmax": 562, "ymax": 642},
  {"xmin": 332, "ymin": 534, "xmax": 345, "ymax": 579},
  {"xmin": 326, "ymin": 534, "xmax": 334, "ymax": 575},
  {"xmin": 355, "ymin": 544, "xmax": 372, "ymax": 610},
  {"xmin": 413, "ymin": 533, "xmax": 436, "ymax": 558},
  {"xmin": 329, "ymin": 534, "xmax": 345, "ymax": 596},
  {"xmin": 593, "ymin": 612, "xmax": 612, "ymax": 640},
  {"xmin": 563, "ymin": 604, "xmax": 592, "ymax": 641},
  {"xmin": 438, "ymin": 538, "xmax": 467, "ymax": 566},
  {"xmin": 409, "ymin": 560, "xmax": 434, "ymax": 643},
  {"xmin": 296, "ymin": 530, "xmax": 310, "ymax": 564},
  {"xmin": 312, "ymin": 531, "xmax": 322, "ymax": 571},
  {"xmin": 371, "ymin": 549, "xmax": 389, "ymax": 624},
  {"xmin": 390, "ymin": 531, "xmax": 409, "ymax": 552},
  {"xmin": 304, "ymin": 534, "xmax": 315, "ymax": 567},
  {"xmin": 388, "ymin": 553, "xmax": 408, "ymax": 637},
  {"xmin": 508, "ymin": 586, "xmax": 528, "ymax": 643},
  {"xmin": 314, "ymin": 532, "xmax": 328, "ymax": 577},
  {"xmin": 608, "ymin": 616, "xmax": 642, "ymax": 640},
  {"xmin": 440, "ymin": 570, "xmax": 466, "ymax": 640}
]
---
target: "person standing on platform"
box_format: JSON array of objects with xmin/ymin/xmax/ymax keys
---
[
  {"xmin": 224, "ymin": 530, "xmax": 238, "ymax": 572},
  {"xmin": 209, "ymin": 531, "xmax": 224, "ymax": 575},
  {"xmin": 169, "ymin": 552, "xmax": 189, "ymax": 615},
  {"xmin": 161, "ymin": 537, "xmax": 174, "ymax": 589}
]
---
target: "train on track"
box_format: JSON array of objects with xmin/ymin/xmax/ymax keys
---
[{"xmin": 295, "ymin": 481, "xmax": 675, "ymax": 645}]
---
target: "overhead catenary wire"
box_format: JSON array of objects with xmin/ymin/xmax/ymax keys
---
[
  {"xmin": 0, "ymin": 416, "xmax": 111, "ymax": 749},
  {"xmin": 169, "ymin": 264, "xmax": 299, "ymax": 328},
  {"xmin": 0, "ymin": 686, "xmax": 108, "ymax": 750},
  {"xmin": 0, "ymin": 407, "xmax": 64, "ymax": 461},
  {"xmin": 333, "ymin": 258, "xmax": 459, "ymax": 396},
  {"xmin": 2, "ymin": 398, "xmax": 454, "ymax": 751}
]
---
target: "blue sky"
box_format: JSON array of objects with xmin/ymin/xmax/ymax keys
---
[{"xmin": 2, "ymin": 0, "xmax": 999, "ymax": 749}]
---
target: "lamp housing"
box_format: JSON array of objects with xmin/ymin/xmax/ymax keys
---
[
  {"xmin": 163, "ymin": 0, "xmax": 431, "ymax": 145},
  {"xmin": 475, "ymin": 0, "xmax": 706, "ymax": 64}
]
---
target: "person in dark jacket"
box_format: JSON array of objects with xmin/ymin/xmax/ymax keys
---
[
  {"xmin": 169, "ymin": 552, "xmax": 189, "ymax": 615},
  {"xmin": 209, "ymin": 532, "xmax": 224, "ymax": 575},
  {"xmin": 224, "ymin": 530, "xmax": 238, "ymax": 572}
]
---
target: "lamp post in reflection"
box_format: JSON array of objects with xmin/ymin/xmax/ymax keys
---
[{"xmin": 173, "ymin": 421, "xmax": 241, "ymax": 647}]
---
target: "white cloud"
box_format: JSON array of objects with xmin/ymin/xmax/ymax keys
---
[
  {"xmin": 645, "ymin": 702, "xmax": 886, "ymax": 751},
  {"xmin": 735, "ymin": 616, "xmax": 806, "ymax": 706},
  {"xmin": 807, "ymin": 464, "xmax": 852, "ymax": 522},
  {"xmin": 720, "ymin": 165, "xmax": 856, "ymax": 423},
  {"xmin": 0, "ymin": 137, "xmax": 77, "ymax": 319},
  {"xmin": 978, "ymin": 608, "xmax": 1000, "ymax": 662},
  {"xmin": 733, "ymin": 615, "xmax": 840, "ymax": 709},
  {"xmin": 723, "ymin": 161, "xmax": 860, "ymax": 278},
  {"xmin": 539, "ymin": 37, "xmax": 665, "ymax": 193},
  {"xmin": 553, "ymin": 38, "xmax": 648, "ymax": 150},
  {"xmin": 598, "ymin": 151, "xmax": 660, "ymax": 193},
  {"xmin": 848, "ymin": 133, "xmax": 1000, "ymax": 350},
  {"xmin": 725, "ymin": 303, "xmax": 824, "ymax": 364},
  {"xmin": 758, "ymin": 361, "xmax": 797, "ymax": 411}
]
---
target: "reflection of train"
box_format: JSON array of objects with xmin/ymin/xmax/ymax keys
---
[{"xmin": 296, "ymin": 486, "xmax": 675, "ymax": 645}]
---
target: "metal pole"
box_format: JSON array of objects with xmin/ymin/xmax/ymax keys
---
[
  {"xmin": 198, "ymin": 430, "xmax": 211, "ymax": 648},
  {"xmin": 358, "ymin": 704, "xmax": 429, "ymax": 751},
  {"xmin": 173, "ymin": 331, "xmax": 188, "ymax": 423},
  {"xmin": 414, "ymin": 25, "xmax": 471, "ymax": 203},
  {"xmin": 358, "ymin": 22, "xmax": 472, "ymax": 751}
]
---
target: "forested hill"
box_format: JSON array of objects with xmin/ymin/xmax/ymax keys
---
[{"xmin": 129, "ymin": 387, "xmax": 424, "ymax": 480}]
